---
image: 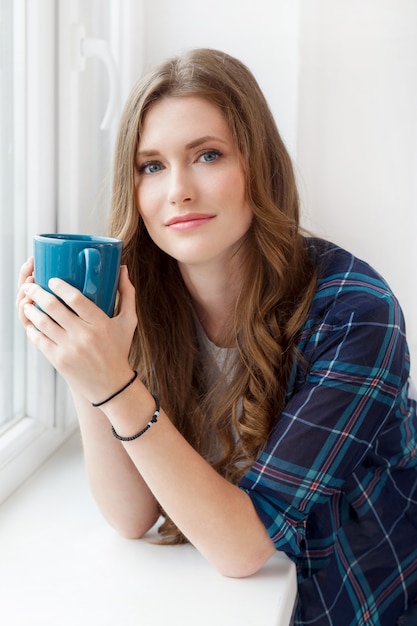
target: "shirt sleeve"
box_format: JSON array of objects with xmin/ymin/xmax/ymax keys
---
[{"xmin": 239, "ymin": 272, "xmax": 409, "ymax": 564}]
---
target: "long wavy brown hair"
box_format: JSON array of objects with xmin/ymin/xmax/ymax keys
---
[{"xmin": 108, "ymin": 48, "xmax": 317, "ymax": 543}]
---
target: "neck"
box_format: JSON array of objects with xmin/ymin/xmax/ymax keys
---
[{"xmin": 179, "ymin": 258, "xmax": 244, "ymax": 348}]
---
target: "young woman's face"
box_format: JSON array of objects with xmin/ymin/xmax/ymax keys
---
[{"xmin": 134, "ymin": 96, "xmax": 253, "ymax": 271}]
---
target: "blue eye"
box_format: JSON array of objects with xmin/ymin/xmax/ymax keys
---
[
  {"xmin": 139, "ymin": 161, "xmax": 163, "ymax": 174},
  {"xmin": 198, "ymin": 150, "xmax": 221, "ymax": 163}
]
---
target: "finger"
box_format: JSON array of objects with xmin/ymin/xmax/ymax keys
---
[
  {"xmin": 115, "ymin": 266, "xmax": 138, "ymax": 330},
  {"xmin": 16, "ymin": 257, "xmax": 35, "ymax": 309},
  {"xmin": 24, "ymin": 316, "xmax": 60, "ymax": 365},
  {"xmin": 16, "ymin": 275, "xmax": 35, "ymax": 309},
  {"xmin": 23, "ymin": 301, "xmax": 64, "ymax": 345},
  {"xmin": 117, "ymin": 266, "xmax": 136, "ymax": 314},
  {"xmin": 21, "ymin": 281, "xmax": 80, "ymax": 332},
  {"xmin": 17, "ymin": 295, "xmax": 32, "ymax": 328},
  {"xmin": 17, "ymin": 257, "xmax": 34, "ymax": 289},
  {"xmin": 47, "ymin": 278, "xmax": 107, "ymax": 324},
  {"xmin": 17, "ymin": 275, "xmax": 36, "ymax": 326},
  {"xmin": 23, "ymin": 278, "xmax": 102, "ymax": 328}
]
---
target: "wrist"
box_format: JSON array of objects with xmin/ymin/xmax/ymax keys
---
[
  {"xmin": 111, "ymin": 394, "xmax": 160, "ymax": 441},
  {"xmin": 91, "ymin": 371, "xmax": 138, "ymax": 408},
  {"xmin": 98, "ymin": 376, "xmax": 158, "ymax": 439}
]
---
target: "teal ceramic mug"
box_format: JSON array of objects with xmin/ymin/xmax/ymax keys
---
[{"xmin": 33, "ymin": 234, "xmax": 123, "ymax": 317}]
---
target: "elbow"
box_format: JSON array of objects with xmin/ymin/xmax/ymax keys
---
[
  {"xmin": 107, "ymin": 513, "xmax": 160, "ymax": 541},
  {"xmin": 214, "ymin": 548, "xmax": 275, "ymax": 579},
  {"xmin": 217, "ymin": 561, "xmax": 267, "ymax": 579},
  {"xmin": 218, "ymin": 566, "xmax": 261, "ymax": 579},
  {"xmin": 117, "ymin": 526, "xmax": 148, "ymax": 541}
]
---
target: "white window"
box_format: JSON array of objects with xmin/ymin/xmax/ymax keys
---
[
  {"xmin": 0, "ymin": 0, "xmax": 74, "ymax": 504},
  {"xmin": 0, "ymin": 0, "xmax": 26, "ymax": 434},
  {"xmin": 0, "ymin": 0, "xmax": 142, "ymax": 503}
]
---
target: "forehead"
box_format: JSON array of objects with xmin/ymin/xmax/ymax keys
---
[{"xmin": 138, "ymin": 96, "xmax": 232, "ymax": 148}]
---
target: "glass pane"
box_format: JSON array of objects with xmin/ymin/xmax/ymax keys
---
[{"xmin": 0, "ymin": 0, "xmax": 26, "ymax": 432}]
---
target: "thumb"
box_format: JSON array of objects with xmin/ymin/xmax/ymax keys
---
[{"xmin": 117, "ymin": 265, "xmax": 137, "ymax": 319}]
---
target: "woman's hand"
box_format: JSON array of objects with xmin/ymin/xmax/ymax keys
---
[
  {"xmin": 16, "ymin": 256, "xmax": 35, "ymax": 312},
  {"xmin": 16, "ymin": 261, "xmax": 138, "ymax": 404}
]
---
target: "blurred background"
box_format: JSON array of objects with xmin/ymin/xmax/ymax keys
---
[
  {"xmin": 57, "ymin": 0, "xmax": 417, "ymax": 360},
  {"xmin": 1, "ymin": 0, "xmax": 416, "ymax": 498}
]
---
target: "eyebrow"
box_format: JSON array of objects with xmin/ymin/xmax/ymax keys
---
[
  {"xmin": 136, "ymin": 135, "xmax": 227, "ymax": 158},
  {"xmin": 185, "ymin": 135, "xmax": 227, "ymax": 149}
]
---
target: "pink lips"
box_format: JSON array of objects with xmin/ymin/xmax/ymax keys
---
[{"xmin": 166, "ymin": 213, "xmax": 215, "ymax": 231}]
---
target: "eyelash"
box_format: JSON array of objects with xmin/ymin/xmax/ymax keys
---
[
  {"xmin": 197, "ymin": 149, "xmax": 222, "ymax": 163},
  {"xmin": 138, "ymin": 149, "xmax": 222, "ymax": 175},
  {"xmin": 138, "ymin": 161, "xmax": 162, "ymax": 175}
]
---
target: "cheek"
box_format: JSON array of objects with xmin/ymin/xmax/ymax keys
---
[
  {"xmin": 229, "ymin": 171, "xmax": 253, "ymax": 231},
  {"xmin": 211, "ymin": 167, "xmax": 244, "ymax": 200},
  {"xmin": 135, "ymin": 184, "xmax": 158, "ymax": 224},
  {"xmin": 135, "ymin": 188, "xmax": 167, "ymax": 249},
  {"xmin": 134, "ymin": 183, "xmax": 142, "ymax": 214},
  {"xmin": 222, "ymin": 170, "xmax": 251, "ymax": 217}
]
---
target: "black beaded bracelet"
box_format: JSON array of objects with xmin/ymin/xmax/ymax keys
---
[
  {"xmin": 92, "ymin": 371, "xmax": 138, "ymax": 408},
  {"xmin": 111, "ymin": 394, "xmax": 160, "ymax": 442}
]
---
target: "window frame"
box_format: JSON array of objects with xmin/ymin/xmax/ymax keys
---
[{"xmin": 0, "ymin": 0, "xmax": 77, "ymax": 505}]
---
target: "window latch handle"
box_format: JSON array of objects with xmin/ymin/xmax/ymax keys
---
[{"xmin": 74, "ymin": 24, "xmax": 119, "ymax": 130}]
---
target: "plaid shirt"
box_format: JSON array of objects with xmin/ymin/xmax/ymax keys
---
[{"xmin": 240, "ymin": 239, "xmax": 417, "ymax": 625}]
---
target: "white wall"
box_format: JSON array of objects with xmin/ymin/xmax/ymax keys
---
[
  {"xmin": 66, "ymin": 0, "xmax": 415, "ymax": 374},
  {"xmin": 296, "ymin": 0, "xmax": 417, "ymax": 375},
  {"xmin": 137, "ymin": 0, "xmax": 416, "ymax": 375},
  {"xmin": 142, "ymin": 0, "xmax": 300, "ymax": 155}
]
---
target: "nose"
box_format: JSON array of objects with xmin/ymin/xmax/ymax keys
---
[{"xmin": 167, "ymin": 166, "xmax": 194, "ymax": 206}]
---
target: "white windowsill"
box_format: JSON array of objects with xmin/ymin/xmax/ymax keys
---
[{"xmin": 0, "ymin": 430, "xmax": 297, "ymax": 626}]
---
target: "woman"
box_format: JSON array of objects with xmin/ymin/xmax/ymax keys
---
[{"xmin": 17, "ymin": 48, "xmax": 417, "ymax": 625}]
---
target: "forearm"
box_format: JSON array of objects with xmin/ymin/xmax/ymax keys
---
[
  {"xmin": 101, "ymin": 381, "xmax": 275, "ymax": 577},
  {"xmin": 72, "ymin": 391, "xmax": 160, "ymax": 538}
]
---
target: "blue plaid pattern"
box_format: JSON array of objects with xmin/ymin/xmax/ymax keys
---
[{"xmin": 240, "ymin": 240, "xmax": 417, "ymax": 625}]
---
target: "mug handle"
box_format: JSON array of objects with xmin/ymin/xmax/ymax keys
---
[{"xmin": 79, "ymin": 248, "xmax": 101, "ymax": 300}]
